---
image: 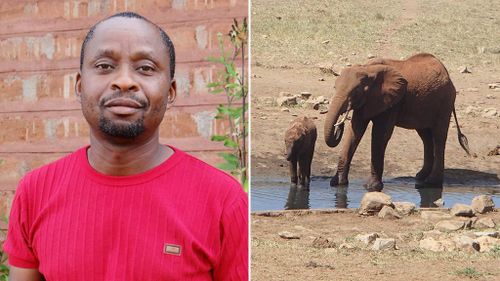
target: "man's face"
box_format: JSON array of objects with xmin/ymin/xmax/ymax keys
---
[{"xmin": 76, "ymin": 17, "xmax": 176, "ymax": 140}]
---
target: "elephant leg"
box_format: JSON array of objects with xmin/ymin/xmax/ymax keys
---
[
  {"xmin": 416, "ymin": 128, "xmax": 434, "ymax": 182},
  {"xmin": 305, "ymin": 144, "xmax": 315, "ymax": 187},
  {"xmin": 289, "ymin": 159, "xmax": 298, "ymax": 185},
  {"xmin": 298, "ymin": 156, "xmax": 310, "ymax": 187},
  {"xmin": 331, "ymin": 114, "xmax": 369, "ymax": 186},
  {"xmin": 425, "ymin": 116, "xmax": 451, "ymax": 185},
  {"xmin": 366, "ymin": 111, "xmax": 397, "ymax": 191}
]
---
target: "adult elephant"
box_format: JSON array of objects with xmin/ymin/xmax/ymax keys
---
[{"xmin": 324, "ymin": 53, "xmax": 470, "ymax": 191}]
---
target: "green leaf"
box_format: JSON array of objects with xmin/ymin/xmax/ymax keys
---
[
  {"xmin": 223, "ymin": 139, "xmax": 238, "ymax": 148},
  {"xmin": 211, "ymin": 135, "xmax": 228, "ymax": 142},
  {"xmin": 217, "ymin": 106, "xmax": 232, "ymax": 115},
  {"xmin": 217, "ymin": 161, "xmax": 239, "ymax": 171},
  {"xmin": 209, "ymin": 88, "xmax": 224, "ymax": 94},
  {"xmin": 225, "ymin": 83, "xmax": 240, "ymax": 89},
  {"xmin": 225, "ymin": 63, "xmax": 237, "ymax": 77},
  {"xmin": 243, "ymin": 178, "xmax": 248, "ymax": 192},
  {"xmin": 207, "ymin": 82, "xmax": 221, "ymax": 88},
  {"xmin": 219, "ymin": 152, "xmax": 239, "ymax": 166}
]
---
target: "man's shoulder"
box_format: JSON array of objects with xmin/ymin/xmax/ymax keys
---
[
  {"xmin": 176, "ymin": 149, "xmax": 240, "ymax": 184},
  {"xmin": 171, "ymin": 148, "xmax": 245, "ymax": 196},
  {"xmin": 19, "ymin": 147, "xmax": 84, "ymax": 189}
]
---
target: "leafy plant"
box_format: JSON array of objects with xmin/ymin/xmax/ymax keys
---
[
  {"xmin": 207, "ymin": 18, "xmax": 248, "ymax": 191},
  {"xmin": 0, "ymin": 218, "xmax": 8, "ymax": 280},
  {"xmin": 454, "ymin": 267, "xmax": 481, "ymax": 278}
]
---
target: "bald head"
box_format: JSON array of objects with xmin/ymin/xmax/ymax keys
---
[{"xmin": 80, "ymin": 12, "xmax": 176, "ymax": 79}]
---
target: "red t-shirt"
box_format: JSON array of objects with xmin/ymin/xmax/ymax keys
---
[{"xmin": 3, "ymin": 146, "xmax": 248, "ymax": 280}]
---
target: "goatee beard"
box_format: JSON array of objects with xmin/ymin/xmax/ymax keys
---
[{"xmin": 98, "ymin": 116, "xmax": 145, "ymax": 138}]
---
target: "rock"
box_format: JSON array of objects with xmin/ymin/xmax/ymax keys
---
[
  {"xmin": 464, "ymin": 218, "xmax": 476, "ymax": 230},
  {"xmin": 435, "ymin": 220, "xmax": 465, "ymax": 232},
  {"xmin": 278, "ymin": 231, "xmax": 300, "ymax": 239},
  {"xmin": 318, "ymin": 77, "xmax": 325, "ymax": 81},
  {"xmin": 394, "ymin": 202, "xmax": 416, "ymax": 215},
  {"xmin": 367, "ymin": 54, "xmax": 375, "ymax": 59},
  {"xmin": 317, "ymin": 63, "xmax": 340, "ymax": 76},
  {"xmin": 419, "ymin": 238, "xmax": 445, "ymax": 252},
  {"xmin": 346, "ymin": 63, "xmax": 352, "ymax": 67},
  {"xmin": 378, "ymin": 205, "xmax": 401, "ymax": 219},
  {"xmin": 421, "ymin": 211, "xmax": 452, "ymax": 221},
  {"xmin": 319, "ymin": 109, "xmax": 328, "ymax": 114},
  {"xmin": 339, "ymin": 243, "xmax": 355, "ymax": 249},
  {"xmin": 475, "ymin": 217, "xmax": 496, "ymax": 228},
  {"xmin": 487, "ymin": 146, "xmax": 500, "ymax": 156},
  {"xmin": 372, "ymin": 238, "xmax": 395, "ymax": 250},
  {"xmin": 312, "ymin": 237, "xmax": 336, "ymax": 248},
  {"xmin": 471, "ymin": 195, "xmax": 495, "ymax": 214},
  {"xmin": 459, "ymin": 66, "xmax": 471, "ymax": 73},
  {"xmin": 359, "ymin": 192, "xmax": 393, "ymax": 215},
  {"xmin": 281, "ymin": 108, "xmax": 290, "ymax": 112},
  {"xmin": 450, "ymin": 203, "xmax": 475, "ymax": 217},
  {"xmin": 454, "ymin": 235, "xmax": 480, "ymax": 252},
  {"xmin": 488, "ymin": 83, "xmax": 500, "ymax": 89},
  {"xmin": 355, "ymin": 233, "xmax": 379, "ymax": 245},
  {"xmin": 315, "ymin": 96, "xmax": 328, "ymax": 104},
  {"xmin": 473, "ymin": 231, "xmax": 499, "ymax": 238},
  {"xmin": 433, "ymin": 198, "xmax": 445, "ymax": 207},
  {"xmin": 304, "ymin": 100, "xmax": 321, "ymax": 110},
  {"xmin": 476, "ymin": 236, "xmax": 500, "ymax": 252},
  {"xmin": 276, "ymin": 96, "xmax": 297, "ymax": 107},
  {"xmin": 300, "ymin": 92, "xmax": 312, "ymax": 100},
  {"xmin": 482, "ymin": 108, "xmax": 498, "ymax": 118},
  {"xmin": 321, "ymin": 39, "xmax": 330, "ymax": 44}
]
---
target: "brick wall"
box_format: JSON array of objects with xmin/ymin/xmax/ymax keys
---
[{"xmin": 0, "ymin": 0, "xmax": 248, "ymax": 222}]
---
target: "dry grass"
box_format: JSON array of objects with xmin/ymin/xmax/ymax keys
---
[
  {"xmin": 252, "ymin": 0, "xmax": 401, "ymax": 66},
  {"xmin": 392, "ymin": 0, "xmax": 500, "ymax": 68},
  {"xmin": 252, "ymin": 0, "xmax": 500, "ymax": 69}
]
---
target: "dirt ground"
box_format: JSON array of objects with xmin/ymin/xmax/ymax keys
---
[
  {"xmin": 250, "ymin": 0, "xmax": 500, "ymax": 280},
  {"xmin": 251, "ymin": 210, "xmax": 500, "ymax": 281}
]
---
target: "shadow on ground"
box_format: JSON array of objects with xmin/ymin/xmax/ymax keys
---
[{"xmin": 390, "ymin": 169, "xmax": 500, "ymax": 187}]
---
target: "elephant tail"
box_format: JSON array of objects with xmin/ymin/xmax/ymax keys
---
[{"xmin": 452, "ymin": 107, "xmax": 471, "ymax": 156}]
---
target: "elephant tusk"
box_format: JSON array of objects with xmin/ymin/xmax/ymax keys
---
[{"xmin": 334, "ymin": 110, "xmax": 351, "ymax": 127}]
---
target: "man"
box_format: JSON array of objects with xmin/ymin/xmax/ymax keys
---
[{"xmin": 3, "ymin": 12, "xmax": 248, "ymax": 280}]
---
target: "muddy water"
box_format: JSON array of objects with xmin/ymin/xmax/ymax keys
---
[{"xmin": 251, "ymin": 176, "xmax": 500, "ymax": 211}]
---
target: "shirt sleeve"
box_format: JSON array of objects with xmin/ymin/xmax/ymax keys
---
[
  {"xmin": 213, "ymin": 189, "xmax": 248, "ymax": 281},
  {"xmin": 2, "ymin": 180, "xmax": 40, "ymax": 268}
]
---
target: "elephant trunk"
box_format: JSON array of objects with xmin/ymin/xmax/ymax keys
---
[{"xmin": 324, "ymin": 97, "xmax": 349, "ymax": 147}]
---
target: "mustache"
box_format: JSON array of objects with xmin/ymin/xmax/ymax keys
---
[{"xmin": 99, "ymin": 92, "xmax": 148, "ymax": 108}]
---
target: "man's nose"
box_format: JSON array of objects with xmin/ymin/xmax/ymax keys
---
[{"xmin": 111, "ymin": 66, "xmax": 139, "ymax": 92}]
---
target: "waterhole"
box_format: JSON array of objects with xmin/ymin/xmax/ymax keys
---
[{"xmin": 251, "ymin": 176, "xmax": 500, "ymax": 211}]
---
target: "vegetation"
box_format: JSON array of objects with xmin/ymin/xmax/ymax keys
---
[
  {"xmin": 207, "ymin": 18, "xmax": 248, "ymax": 191},
  {"xmin": 453, "ymin": 267, "xmax": 482, "ymax": 279}
]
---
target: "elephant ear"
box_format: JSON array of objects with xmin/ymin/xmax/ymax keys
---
[{"xmin": 361, "ymin": 65, "xmax": 407, "ymax": 119}]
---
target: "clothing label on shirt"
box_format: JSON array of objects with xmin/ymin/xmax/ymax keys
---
[{"xmin": 163, "ymin": 244, "xmax": 182, "ymax": 256}]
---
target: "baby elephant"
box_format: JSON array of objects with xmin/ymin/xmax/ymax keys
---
[{"xmin": 284, "ymin": 117, "xmax": 317, "ymax": 187}]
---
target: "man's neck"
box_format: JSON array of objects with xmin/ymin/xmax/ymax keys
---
[{"xmin": 87, "ymin": 132, "xmax": 173, "ymax": 176}]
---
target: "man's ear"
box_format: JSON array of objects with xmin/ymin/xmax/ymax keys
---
[
  {"xmin": 167, "ymin": 79, "xmax": 177, "ymax": 104},
  {"xmin": 75, "ymin": 72, "xmax": 82, "ymax": 103}
]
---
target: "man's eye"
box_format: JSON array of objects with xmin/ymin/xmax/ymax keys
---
[
  {"xmin": 96, "ymin": 64, "xmax": 114, "ymax": 70},
  {"xmin": 138, "ymin": 65, "xmax": 155, "ymax": 72}
]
